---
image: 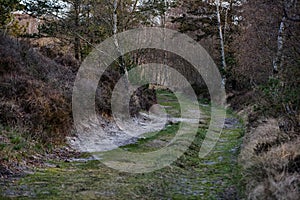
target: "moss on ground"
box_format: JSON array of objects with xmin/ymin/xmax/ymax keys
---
[{"xmin": 0, "ymin": 90, "xmax": 245, "ymax": 199}]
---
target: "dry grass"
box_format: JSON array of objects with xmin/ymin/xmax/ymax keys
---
[{"xmin": 239, "ymin": 118, "xmax": 300, "ymax": 200}]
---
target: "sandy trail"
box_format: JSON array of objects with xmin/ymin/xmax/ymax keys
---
[{"xmin": 68, "ymin": 107, "xmax": 202, "ymax": 153}]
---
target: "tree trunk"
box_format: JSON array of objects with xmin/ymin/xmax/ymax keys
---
[
  {"xmin": 273, "ymin": 16, "xmax": 286, "ymax": 73},
  {"xmin": 113, "ymin": 0, "xmax": 129, "ymax": 84},
  {"xmin": 216, "ymin": 0, "xmax": 227, "ymax": 71},
  {"xmin": 74, "ymin": 36, "xmax": 81, "ymax": 60},
  {"xmin": 74, "ymin": 0, "xmax": 81, "ymax": 61}
]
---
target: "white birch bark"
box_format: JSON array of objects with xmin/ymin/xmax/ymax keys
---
[
  {"xmin": 216, "ymin": 0, "xmax": 227, "ymax": 71},
  {"xmin": 273, "ymin": 16, "xmax": 286, "ymax": 72}
]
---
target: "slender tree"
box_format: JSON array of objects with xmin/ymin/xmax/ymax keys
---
[
  {"xmin": 215, "ymin": 0, "xmax": 227, "ymax": 71},
  {"xmin": 0, "ymin": 0, "xmax": 24, "ymax": 35}
]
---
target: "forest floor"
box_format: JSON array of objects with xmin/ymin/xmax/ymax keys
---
[{"xmin": 0, "ymin": 90, "xmax": 245, "ymax": 199}]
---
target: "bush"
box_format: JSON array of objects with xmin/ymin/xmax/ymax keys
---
[{"xmin": 0, "ymin": 33, "xmax": 73, "ymax": 144}]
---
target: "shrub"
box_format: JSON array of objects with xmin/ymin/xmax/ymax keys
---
[{"xmin": 0, "ymin": 33, "xmax": 73, "ymax": 144}]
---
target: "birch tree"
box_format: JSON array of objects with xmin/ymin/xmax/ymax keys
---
[
  {"xmin": 24, "ymin": 0, "xmax": 142, "ymax": 61},
  {"xmin": 272, "ymin": 16, "xmax": 286, "ymax": 73},
  {"xmin": 273, "ymin": 0, "xmax": 300, "ymax": 73},
  {"xmin": 112, "ymin": 0, "xmax": 128, "ymax": 77},
  {"xmin": 215, "ymin": 0, "xmax": 227, "ymax": 71},
  {"xmin": 172, "ymin": 0, "xmax": 239, "ymax": 87}
]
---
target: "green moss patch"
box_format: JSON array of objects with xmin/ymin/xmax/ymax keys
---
[{"xmin": 1, "ymin": 90, "xmax": 245, "ymax": 199}]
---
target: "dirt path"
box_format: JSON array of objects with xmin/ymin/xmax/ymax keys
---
[{"xmin": 0, "ymin": 90, "xmax": 245, "ymax": 199}]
